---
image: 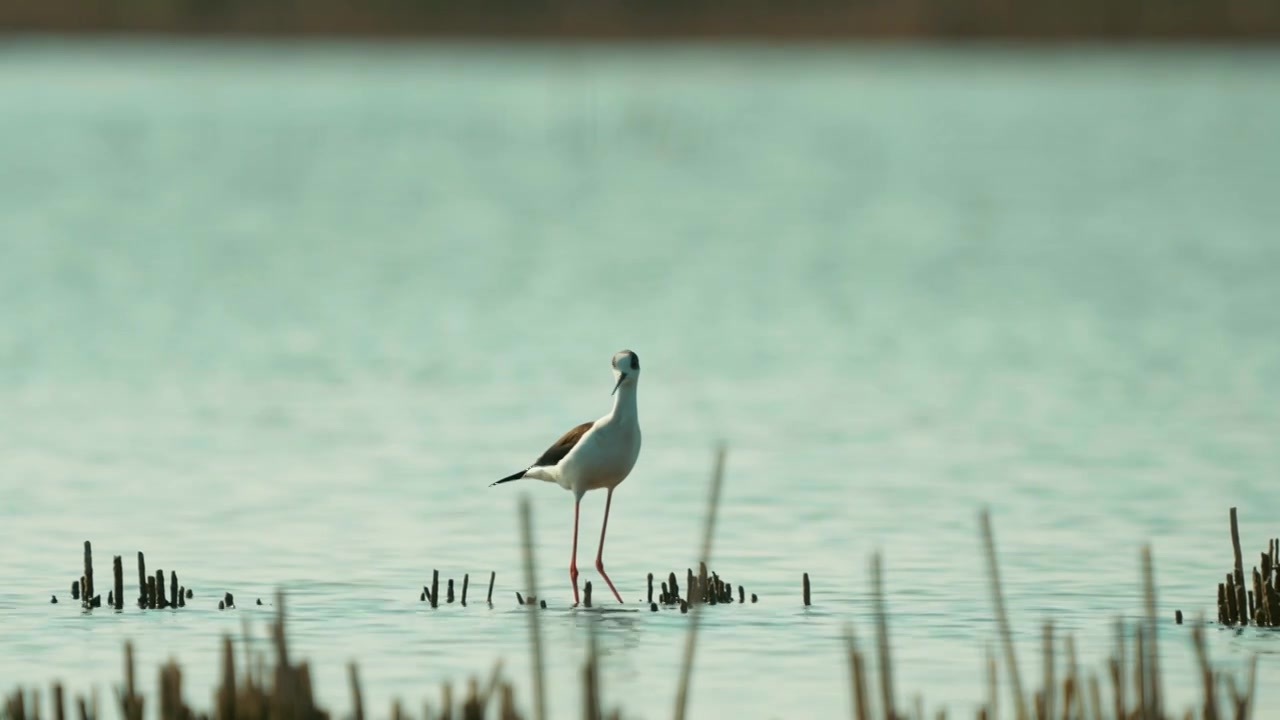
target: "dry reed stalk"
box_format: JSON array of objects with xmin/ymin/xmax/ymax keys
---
[
  {"xmin": 1141, "ymin": 546, "xmax": 1162, "ymax": 720},
  {"xmin": 843, "ymin": 625, "xmax": 870, "ymax": 720},
  {"xmin": 1086, "ymin": 674, "xmax": 1102, "ymax": 720},
  {"xmin": 112, "ymin": 557, "xmax": 123, "ymax": 611},
  {"xmin": 517, "ymin": 495, "xmax": 546, "ymax": 720},
  {"xmin": 980, "ymin": 509, "xmax": 1027, "ymax": 720},
  {"xmin": 985, "ymin": 647, "xmax": 998, "ymax": 720},
  {"xmin": 1041, "ymin": 622, "xmax": 1054, "ymax": 720},
  {"xmin": 1230, "ymin": 508, "xmax": 1247, "ymax": 626},
  {"xmin": 1110, "ymin": 619, "xmax": 1125, "ymax": 720},
  {"xmin": 1190, "ymin": 619, "xmax": 1218, "ymax": 720},
  {"xmin": 82, "ymin": 542, "xmax": 94, "ymax": 611},
  {"xmin": 349, "ymin": 663, "xmax": 364, "ymax": 720},
  {"xmin": 872, "ymin": 552, "xmax": 896, "ymax": 720},
  {"xmin": 672, "ymin": 444, "xmax": 727, "ymax": 720},
  {"xmin": 1063, "ymin": 635, "xmax": 1080, "ymax": 720}
]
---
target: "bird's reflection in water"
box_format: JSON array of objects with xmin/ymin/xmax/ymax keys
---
[{"xmin": 564, "ymin": 607, "xmax": 645, "ymax": 680}]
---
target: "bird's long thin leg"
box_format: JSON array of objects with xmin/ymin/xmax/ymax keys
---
[
  {"xmin": 595, "ymin": 487, "xmax": 624, "ymax": 603},
  {"xmin": 570, "ymin": 496, "xmax": 582, "ymax": 606}
]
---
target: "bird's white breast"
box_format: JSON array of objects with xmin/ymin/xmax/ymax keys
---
[{"xmin": 564, "ymin": 416, "xmax": 641, "ymax": 493}]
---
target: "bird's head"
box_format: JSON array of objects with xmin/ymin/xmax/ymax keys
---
[{"xmin": 610, "ymin": 350, "xmax": 640, "ymax": 395}]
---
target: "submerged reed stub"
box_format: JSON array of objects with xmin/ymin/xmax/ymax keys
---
[
  {"xmin": 584, "ymin": 581, "xmax": 594, "ymax": 608},
  {"xmin": 82, "ymin": 541, "xmax": 95, "ymax": 611},
  {"xmin": 156, "ymin": 570, "xmax": 168, "ymax": 609},
  {"xmin": 137, "ymin": 551, "xmax": 147, "ymax": 608},
  {"xmin": 430, "ymin": 570, "xmax": 440, "ymax": 609},
  {"xmin": 462, "ymin": 573, "xmax": 470, "ymax": 606},
  {"xmin": 447, "ymin": 578, "xmax": 455, "ymax": 604},
  {"xmin": 487, "ymin": 571, "xmax": 496, "ymax": 605},
  {"xmin": 113, "ymin": 556, "xmax": 124, "ymax": 611},
  {"xmin": 803, "ymin": 572, "xmax": 811, "ymax": 606}
]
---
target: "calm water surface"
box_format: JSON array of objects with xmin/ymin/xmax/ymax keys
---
[{"xmin": 1, "ymin": 39, "xmax": 1279, "ymax": 719}]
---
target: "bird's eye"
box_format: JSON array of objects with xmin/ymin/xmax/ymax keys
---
[{"xmin": 628, "ymin": 352, "xmax": 639, "ymax": 370}]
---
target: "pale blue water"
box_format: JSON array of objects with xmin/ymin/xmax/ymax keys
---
[{"xmin": 1, "ymin": 39, "xmax": 1279, "ymax": 719}]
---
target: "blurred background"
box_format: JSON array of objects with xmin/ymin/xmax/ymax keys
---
[
  {"xmin": 2, "ymin": 3, "xmax": 1278, "ymax": 719},
  {"xmin": 2, "ymin": 0, "xmax": 1279, "ymax": 38}
]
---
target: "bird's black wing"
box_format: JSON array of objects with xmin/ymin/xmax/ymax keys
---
[{"xmin": 491, "ymin": 420, "xmax": 594, "ymax": 486}]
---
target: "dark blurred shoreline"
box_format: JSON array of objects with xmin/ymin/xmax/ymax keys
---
[{"xmin": 3, "ymin": 1, "xmax": 1278, "ymax": 41}]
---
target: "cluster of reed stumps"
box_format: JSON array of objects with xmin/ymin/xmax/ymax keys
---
[
  {"xmin": 639, "ymin": 564, "xmax": 761, "ymax": 613},
  {"xmin": 419, "ymin": 569, "xmax": 498, "ymax": 607},
  {"xmin": 415, "ymin": 565, "xmax": 792, "ymax": 610},
  {"xmin": 1216, "ymin": 507, "xmax": 1280, "ymax": 628},
  {"xmin": 58, "ymin": 541, "xmax": 194, "ymax": 611}
]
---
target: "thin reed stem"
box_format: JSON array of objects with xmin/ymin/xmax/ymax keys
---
[
  {"xmin": 980, "ymin": 509, "xmax": 1027, "ymax": 720},
  {"xmin": 517, "ymin": 496, "xmax": 546, "ymax": 720},
  {"xmin": 673, "ymin": 444, "xmax": 727, "ymax": 720},
  {"xmin": 872, "ymin": 553, "xmax": 895, "ymax": 720}
]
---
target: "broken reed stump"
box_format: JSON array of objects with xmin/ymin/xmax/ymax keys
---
[
  {"xmin": 487, "ymin": 571, "xmax": 496, "ymax": 605},
  {"xmin": 113, "ymin": 556, "xmax": 124, "ymax": 611},
  {"xmin": 136, "ymin": 551, "xmax": 146, "ymax": 607},
  {"xmin": 1217, "ymin": 507, "xmax": 1279, "ymax": 627},
  {"xmin": 157, "ymin": 570, "xmax": 168, "ymax": 608},
  {"xmin": 584, "ymin": 581, "xmax": 593, "ymax": 608},
  {"xmin": 82, "ymin": 541, "xmax": 94, "ymax": 610},
  {"xmin": 803, "ymin": 573, "xmax": 811, "ymax": 606}
]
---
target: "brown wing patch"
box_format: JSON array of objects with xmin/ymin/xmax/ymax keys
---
[{"xmin": 533, "ymin": 421, "xmax": 594, "ymax": 468}]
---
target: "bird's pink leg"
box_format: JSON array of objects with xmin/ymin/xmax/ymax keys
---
[
  {"xmin": 595, "ymin": 487, "xmax": 624, "ymax": 603},
  {"xmin": 570, "ymin": 496, "xmax": 581, "ymax": 606}
]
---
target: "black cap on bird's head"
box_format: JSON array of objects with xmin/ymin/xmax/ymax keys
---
[{"xmin": 611, "ymin": 350, "xmax": 640, "ymax": 395}]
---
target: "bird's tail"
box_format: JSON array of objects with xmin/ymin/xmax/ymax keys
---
[{"xmin": 491, "ymin": 469, "xmax": 527, "ymax": 487}]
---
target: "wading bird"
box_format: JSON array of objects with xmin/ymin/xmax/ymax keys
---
[{"xmin": 492, "ymin": 350, "xmax": 642, "ymax": 605}]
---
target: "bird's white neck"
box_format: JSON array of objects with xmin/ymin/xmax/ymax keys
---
[{"xmin": 610, "ymin": 382, "xmax": 638, "ymax": 422}]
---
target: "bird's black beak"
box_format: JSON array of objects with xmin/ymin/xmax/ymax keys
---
[{"xmin": 611, "ymin": 373, "xmax": 627, "ymax": 396}]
